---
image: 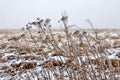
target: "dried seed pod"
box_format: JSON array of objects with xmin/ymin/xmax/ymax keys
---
[
  {"xmin": 37, "ymin": 17, "xmax": 40, "ymax": 20},
  {"xmin": 26, "ymin": 26, "xmax": 32, "ymax": 30},
  {"xmin": 45, "ymin": 18, "xmax": 51, "ymax": 23},
  {"xmin": 32, "ymin": 21, "xmax": 38, "ymax": 25}
]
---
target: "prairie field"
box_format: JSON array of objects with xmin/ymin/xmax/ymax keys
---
[
  {"xmin": 0, "ymin": 0, "xmax": 120, "ymax": 79},
  {"xmin": 1, "ymin": 28, "xmax": 120, "ymax": 80},
  {"xmin": 0, "ymin": 15, "xmax": 120, "ymax": 80}
]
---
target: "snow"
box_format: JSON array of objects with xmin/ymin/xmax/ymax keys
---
[{"xmin": 0, "ymin": 30, "xmax": 120, "ymax": 80}]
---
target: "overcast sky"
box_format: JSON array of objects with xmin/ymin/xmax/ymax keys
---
[{"xmin": 0, "ymin": 0, "xmax": 120, "ymax": 29}]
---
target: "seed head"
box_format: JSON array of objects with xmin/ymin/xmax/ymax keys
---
[
  {"xmin": 45, "ymin": 18, "xmax": 51, "ymax": 24},
  {"xmin": 32, "ymin": 21, "xmax": 38, "ymax": 25},
  {"xmin": 36, "ymin": 17, "xmax": 40, "ymax": 20},
  {"xmin": 26, "ymin": 26, "xmax": 32, "ymax": 30}
]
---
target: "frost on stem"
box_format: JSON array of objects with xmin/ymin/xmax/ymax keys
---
[{"xmin": 61, "ymin": 11, "xmax": 68, "ymax": 27}]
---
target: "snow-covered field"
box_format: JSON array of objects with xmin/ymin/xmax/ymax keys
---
[{"xmin": 0, "ymin": 29, "xmax": 120, "ymax": 80}]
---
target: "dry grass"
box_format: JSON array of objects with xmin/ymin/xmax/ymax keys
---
[{"xmin": 1, "ymin": 14, "xmax": 120, "ymax": 80}]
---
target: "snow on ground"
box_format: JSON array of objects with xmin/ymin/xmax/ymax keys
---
[{"xmin": 0, "ymin": 30, "xmax": 120, "ymax": 80}]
